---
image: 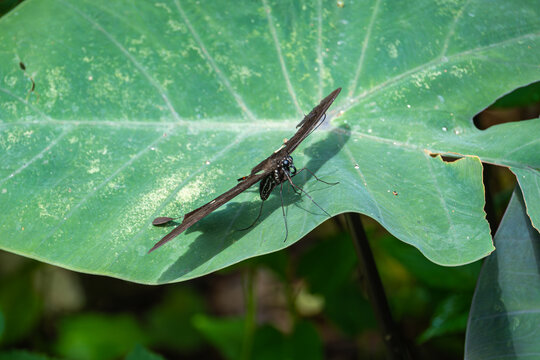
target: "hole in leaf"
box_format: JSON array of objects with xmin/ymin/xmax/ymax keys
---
[
  {"xmin": 474, "ymin": 81, "xmax": 540, "ymax": 130},
  {"xmin": 428, "ymin": 153, "xmax": 460, "ymax": 163}
]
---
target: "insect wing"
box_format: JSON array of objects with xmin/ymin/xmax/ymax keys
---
[
  {"xmin": 248, "ymin": 88, "xmax": 342, "ymax": 177},
  {"xmin": 149, "ymin": 172, "xmax": 265, "ymax": 252},
  {"xmin": 285, "ymin": 87, "xmax": 341, "ymax": 154}
]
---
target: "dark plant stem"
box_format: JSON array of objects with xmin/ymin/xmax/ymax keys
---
[
  {"xmin": 241, "ymin": 266, "xmax": 255, "ymax": 360},
  {"xmin": 483, "ymin": 164, "xmax": 498, "ymax": 236},
  {"xmin": 284, "ymin": 256, "xmax": 299, "ymax": 326},
  {"xmin": 344, "ymin": 213, "xmax": 412, "ymax": 360}
]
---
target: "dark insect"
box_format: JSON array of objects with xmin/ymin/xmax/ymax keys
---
[
  {"xmin": 18, "ymin": 61, "xmax": 38, "ymax": 101},
  {"xmin": 149, "ymin": 88, "xmax": 342, "ymax": 253}
]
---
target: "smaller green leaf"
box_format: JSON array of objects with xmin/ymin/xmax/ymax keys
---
[
  {"xmin": 465, "ymin": 188, "xmax": 540, "ymax": 359},
  {"xmin": 513, "ymin": 167, "xmax": 540, "ymax": 231},
  {"xmin": 192, "ymin": 315, "xmax": 244, "ymax": 360}
]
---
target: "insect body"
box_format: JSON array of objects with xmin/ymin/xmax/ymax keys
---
[{"xmin": 259, "ymin": 155, "xmax": 296, "ymax": 200}]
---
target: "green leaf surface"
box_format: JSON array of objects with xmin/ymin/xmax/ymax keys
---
[
  {"xmin": 513, "ymin": 167, "xmax": 540, "ymax": 231},
  {"xmin": 0, "ymin": 0, "xmax": 539, "ymax": 283},
  {"xmin": 465, "ymin": 188, "xmax": 540, "ymax": 359}
]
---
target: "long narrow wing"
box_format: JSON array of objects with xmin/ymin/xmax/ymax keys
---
[
  {"xmin": 149, "ymin": 172, "xmax": 266, "ymax": 253},
  {"xmin": 248, "ymin": 88, "xmax": 342, "ymax": 176},
  {"xmin": 285, "ymin": 87, "xmax": 341, "ymax": 154}
]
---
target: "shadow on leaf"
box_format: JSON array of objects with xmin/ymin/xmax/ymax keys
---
[{"xmin": 157, "ymin": 123, "xmax": 350, "ymax": 283}]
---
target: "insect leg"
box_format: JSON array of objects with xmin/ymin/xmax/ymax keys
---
[
  {"xmin": 294, "ymin": 167, "xmax": 339, "ymax": 186},
  {"xmin": 285, "ymin": 172, "xmax": 332, "ymax": 218},
  {"xmin": 238, "ymin": 199, "xmax": 265, "ymax": 231},
  {"xmin": 279, "ymin": 182, "xmax": 288, "ymax": 242},
  {"xmin": 19, "ymin": 62, "xmax": 39, "ymax": 102}
]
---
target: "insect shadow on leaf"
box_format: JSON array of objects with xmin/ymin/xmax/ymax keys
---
[{"xmin": 156, "ymin": 124, "xmax": 350, "ymax": 281}]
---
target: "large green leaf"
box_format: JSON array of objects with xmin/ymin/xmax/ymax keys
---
[
  {"xmin": 465, "ymin": 188, "xmax": 540, "ymax": 359},
  {"xmin": 0, "ymin": 0, "xmax": 538, "ymax": 284}
]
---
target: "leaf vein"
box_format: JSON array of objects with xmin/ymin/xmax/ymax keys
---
[
  {"xmin": 348, "ymin": 0, "xmax": 381, "ymax": 98},
  {"xmin": 174, "ymin": 0, "xmax": 256, "ymax": 122},
  {"xmin": 0, "ymin": 127, "xmax": 71, "ymax": 185},
  {"xmin": 58, "ymin": 0, "xmax": 183, "ymax": 123},
  {"xmin": 262, "ymin": 0, "xmax": 303, "ymax": 117}
]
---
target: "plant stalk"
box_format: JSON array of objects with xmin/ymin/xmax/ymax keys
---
[
  {"xmin": 344, "ymin": 212, "xmax": 412, "ymax": 360},
  {"xmin": 241, "ymin": 266, "xmax": 255, "ymax": 360}
]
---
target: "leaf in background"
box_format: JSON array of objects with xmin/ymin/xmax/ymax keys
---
[
  {"xmin": 191, "ymin": 315, "xmax": 244, "ymax": 360},
  {"xmin": 377, "ymin": 235, "xmax": 481, "ymax": 292},
  {"xmin": 514, "ymin": 167, "xmax": 540, "ymax": 231},
  {"xmin": 125, "ymin": 345, "xmax": 164, "ymax": 360},
  {"xmin": 296, "ymin": 232, "xmax": 377, "ymax": 334},
  {"xmin": 418, "ymin": 293, "xmax": 471, "ymax": 343},
  {"xmin": 0, "ymin": 0, "xmax": 21, "ymax": 18},
  {"xmin": 465, "ymin": 188, "xmax": 540, "ymax": 359},
  {"xmin": 55, "ymin": 313, "xmax": 147, "ymax": 360},
  {"xmin": 0, "ymin": 0, "xmax": 538, "ymax": 283},
  {"xmin": 0, "ymin": 271, "xmax": 42, "ymax": 345},
  {"xmin": 297, "ymin": 234, "xmax": 357, "ymax": 295},
  {"xmin": 251, "ymin": 322, "xmax": 323, "ymax": 360},
  {"xmin": 491, "ymin": 81, "xmax": 540, "ymax": 108},
  {"xmin": 285, "ymin": 321, "xmax": 323, "ymax": 360},
  {"xmin": 324, "ymin": 282, "xmax": 377, "ymax": 335},
  {"xmin": 0, "ymin": 350, "xmax": 53, "ymax": 360},
  {"xmin": 251, "ymin": 325, "xmax": 286, "ymax": 360},
  {"xmin": 146, "ymin": 288, "xmax": 206, "ymax": 352}
]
